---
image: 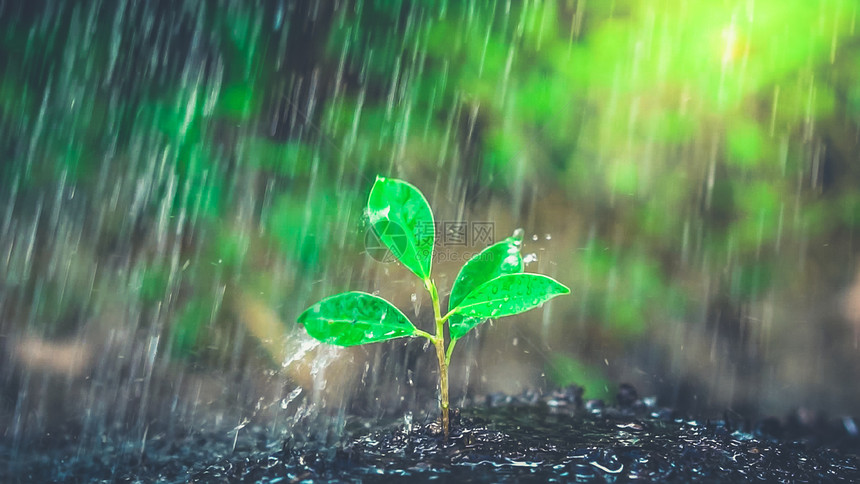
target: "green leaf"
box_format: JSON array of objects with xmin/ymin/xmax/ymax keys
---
[
  {"xmin": 449, "ymin": 274, "xmax": 569, "ymax": 339},
  {"xmin": 447, "ymin": 230, "xmax": 525, "ymax": 337},
  {"xmin": 448, "ymin": 229, "xmax": 525, "ymax": 310},
  {"xmin": 367, "ymin": 176, "xmax": 435, "ymax": 281},
  {"xmin": 298, "ymin": 291, "xmax": 418, "ymax": 346}
]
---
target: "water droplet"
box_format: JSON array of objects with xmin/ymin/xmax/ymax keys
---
[
  {"xmin": 411, "ymin": 292, "xmax": 422, "ymax": 316},
  {"xmin": 545, "ymin": 234, "xmax": 552, "ymax": 240},
  {"xmin": 532, "ymin": 234, "xmax": 539, "ymax": 241},
  {"xmin": 524, "ymin": 253, "xmax": 538, "ymax": 264},
  {"xmin": 511, "ymin": 228, "xmax": 524, "ymax": 246},
  {"xmin": 280, "ymin": 387, "xmax": 303, "ymax": 409}
]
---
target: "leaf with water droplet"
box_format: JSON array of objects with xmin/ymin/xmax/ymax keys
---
[
  {"xmin": 447, "ymin": 231, "xmax": 525, "ymax": 337},
  {"xmin": 298, "ymin": 292, "xmax": 419, "ymax": 346},
  {"xmin": 448, "ymin": 274, "xmax": 569, "ymax": 339},
  {"xmin": 367, "ymin": 176, "xmax": 435, "ymax": 281}
]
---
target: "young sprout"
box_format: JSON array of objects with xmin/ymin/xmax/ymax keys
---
[{"xmin": 297, "ymin": 176, "xmax": 569, "ymax": 438}]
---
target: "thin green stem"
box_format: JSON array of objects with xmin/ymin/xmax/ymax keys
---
[
  {"xmin": 444, "ymin": 337, "xmax": 457, "ymax": 366},
  {"xmin": 427, "ymin": 279, "xmax": 443, "ymax": 325},
  {"xmin": 439, "ymin": 308, "xmax": 457, "ymax": 324},
  {"xmin": 425, "ymin": 278, "xmax": 450, "ymax": 439},
  {"xmin": 413, "ymin": 328, "xmax": 434, "ymax": 340},
  {"xmin": 433, "ymin": 337, "xmax": 449, "ymax": 439}
]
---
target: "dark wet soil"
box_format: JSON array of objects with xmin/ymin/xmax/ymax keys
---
[{"xmin": 3, "ymin": 386, "xmax": 860, "ymax": 482}]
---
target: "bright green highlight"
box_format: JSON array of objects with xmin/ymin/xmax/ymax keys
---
[
  {"xmin": 297, "ymin": 291, "xmax": 418, "ymax": 347},
  {"xmin": 447, "ymin": 231, "xmax": 526, "ymax": 337},
  {"xmin": 449, "ymin": 274, "xmax": 570, "ymax": 339},
  {"xmin": 367, "ymin": 176, "xmax": 436, "ymax": 281},
  {"xmin": 296, "ymin": 176, "xmax": 569, "ymax": 438}
]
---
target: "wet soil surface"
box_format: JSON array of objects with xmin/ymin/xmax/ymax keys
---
[{"xmin": 3, "ymin": 386, "xmax": 860, "ymax": 482}]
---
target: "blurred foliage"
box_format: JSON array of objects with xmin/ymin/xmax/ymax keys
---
[
  {"xmin": 321, "ymin": 0, "xmax": 860, "ymax": 340},
  {"xmin": 546, "ymin": 353, "xmax": 613, "ymax": 401},
  {"xmin": 2, "ymin": 0, "xmax": 860, "ymax": 393},
  {"xmin": 573, "ymin": 241, "xmax": 688, "ymax": 334}
]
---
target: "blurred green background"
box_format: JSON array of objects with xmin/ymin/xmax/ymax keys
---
[{"xmin": 2, "ymin": 0, "xmax": 860, "ymax": 441}]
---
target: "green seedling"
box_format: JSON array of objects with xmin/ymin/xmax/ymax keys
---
[{"xmin": 297, "ymin": 176, "xmax": 569, "ymax": 438}]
